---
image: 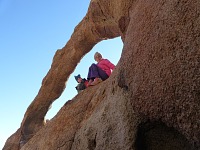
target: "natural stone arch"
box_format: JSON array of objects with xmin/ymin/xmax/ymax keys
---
[
  {"xmin": 45, "ymin": 37, "xmax": 123, "ymax": 120},
  {"xmin": 3, "ymin": 0, "xmax": 200, "ymax": 150},
  {"xmin": 18, "ymin": 0, "xmax": 132, "ymax": 147}
]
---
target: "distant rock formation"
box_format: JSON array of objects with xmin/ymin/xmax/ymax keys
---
[{"xmin": 3, "ymin": 0, "xmax": 200, "ymax": 149}]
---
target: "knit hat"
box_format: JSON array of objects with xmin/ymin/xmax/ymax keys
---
[{"xmin": 74, "ymin": 74, "xmax": 81, "ymax": 82}]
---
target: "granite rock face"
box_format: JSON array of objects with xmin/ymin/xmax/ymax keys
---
[{"xmin": 3, "ymin": 0, "xmax": 200, "ymax": 150}]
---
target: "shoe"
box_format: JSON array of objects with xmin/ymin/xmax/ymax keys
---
[
  {"xmin": 87, "ymin": 79, "xmax": 93, "ymax": 86},
  {"xmin": 90, "ymin": 78, "xmax": 102, "ymax": 86}
]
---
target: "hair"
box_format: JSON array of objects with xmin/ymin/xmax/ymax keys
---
[{"xmin": 94, "ymin": 52, "xmax": 102, "ymax": 59}]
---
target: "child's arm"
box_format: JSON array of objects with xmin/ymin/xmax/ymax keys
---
[{"xmin": 104, "ymin": 59, "xmax": 115, "ymax": 70}]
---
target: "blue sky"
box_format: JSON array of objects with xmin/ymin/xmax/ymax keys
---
[{"xmin": 0, "ymin": 0, "xmax": 123, "ymax": 149}]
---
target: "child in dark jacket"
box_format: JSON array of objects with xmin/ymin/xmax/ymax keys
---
[{"xmin": 74, "ymin": 74, "xmax": 89, "ymax": 93}]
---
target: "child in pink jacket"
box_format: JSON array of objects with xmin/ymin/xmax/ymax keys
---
[
  {"xmin": 94, "ymin": 52, "xmax": 115, "ymax": 76},
  {"xmin": 87, "ymin": 52, "xmax": 115, "ymax": 86}
]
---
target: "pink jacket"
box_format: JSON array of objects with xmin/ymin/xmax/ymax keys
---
[{"xmin": 97, "ymin": 59, "xmax": 115, "ymax": 76}]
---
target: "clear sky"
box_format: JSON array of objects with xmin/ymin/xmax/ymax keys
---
[{"xmin": 0, "ymin": 0, "xmax": 123, "ymax": 149}]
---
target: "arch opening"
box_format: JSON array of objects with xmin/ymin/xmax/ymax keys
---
[{"xmin": 45, "ymin": 37, "xmax": 123, "ymax": 120}]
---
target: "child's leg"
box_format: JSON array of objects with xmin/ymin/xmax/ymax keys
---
[
  {"xmin": 87, "ymin": 63, "xmax": 101, "ymax": 80},
  {"xmin": 97, "ymin": 66, "xmax": 109, "ymax": 81}
]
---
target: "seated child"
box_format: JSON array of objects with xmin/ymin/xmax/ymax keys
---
[
  {"xmin": 74, "ymin": 74, "xmax": 89, "ymax": 93},
  {"xmin": 94, "ymin": 52, "xmax": 115, "ymax": 77},
  {"xmin": 87, "ymin": 52, "xmax": 115, "ymax": 86},
  {"xmin": 75, "ymin": 53, "xmax": 115, "ymax": 92}
]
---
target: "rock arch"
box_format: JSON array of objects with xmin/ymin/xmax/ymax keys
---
[
  {"xmin": 3, "ymin": 0, "xmax": 200, "ymax": 150},
  {"xmin": 18, "ymin": 0, "xmax": 132, "ymax": 148}
]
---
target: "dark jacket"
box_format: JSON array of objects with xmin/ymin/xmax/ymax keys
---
[{"xmin": 75, "ymin": 78, "xmax": 87, "ymax": 93}]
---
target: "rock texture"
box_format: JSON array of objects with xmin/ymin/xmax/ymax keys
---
[{"xmin": 3, "ymin": 0, "xmax": 200, "ymax": 150}]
